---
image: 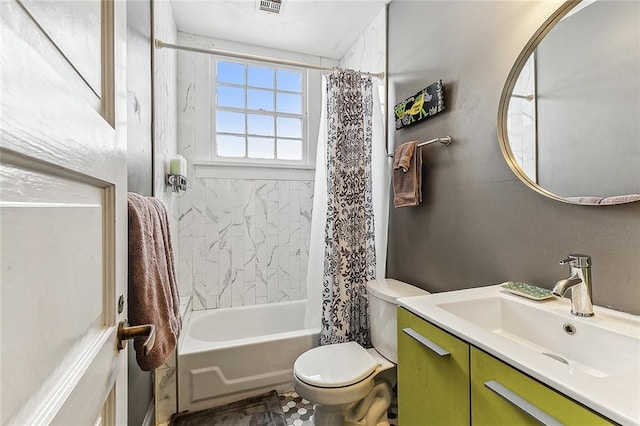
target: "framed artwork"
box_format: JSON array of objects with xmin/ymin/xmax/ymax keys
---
[{"xmin": 394, "ymin": 80, "xmax": 445, "ymax": 130}]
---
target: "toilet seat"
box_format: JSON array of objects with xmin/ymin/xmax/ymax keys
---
[{"xmin": 294, "ymin": 342, "xmax": 378, "ymax": 388}]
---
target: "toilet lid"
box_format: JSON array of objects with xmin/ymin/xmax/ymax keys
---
[{"xmin": 294, "ymin": 342, "xmax": 378, "ymax": 388}]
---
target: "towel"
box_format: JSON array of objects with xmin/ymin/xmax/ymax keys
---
[
  {"xmin": 565, "ymin": 196, "xmax": 603, "ymax": 205},
  {"xmin": 393, "ymin": 141, "xmax": 422, "ymax": 207},
  {"xmin": 127, "ymin": 193, "xmax": 181, "ymax": 371},
  {"xmin": 600, "ymin": 194, "xmax": 640, "ymax": 205},
  {"xmin": 566, "ymin": 194, "xmax": 640, "ymax": 205}
]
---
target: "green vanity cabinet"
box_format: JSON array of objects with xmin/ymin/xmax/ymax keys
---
[
  {"xmin": 397, "ymin": 307, "xmax": 470, "ymax": 426},
  {"xmin": 397, "ymin": 307, "xmax": 614, "ymax": 425},
  {"xmin": 471, "ymin": 347, "xmax": 612, "ymax": 426}
]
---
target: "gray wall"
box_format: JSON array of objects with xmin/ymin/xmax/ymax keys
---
[
  {"xmin": 536, "ymin": 0, "xmax": 640, "ymax": 197},
  {"xmin": 126, "ymin": 1, "xmax": 153, "ymax": 424},
  {"xmin": 386, "ymin": 0, "xmax": 640, "ymax": 315}
]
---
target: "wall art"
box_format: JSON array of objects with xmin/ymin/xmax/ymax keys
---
[{"xmin": 394, "ymin": 80, "xmax": 445, "ymax": 130}]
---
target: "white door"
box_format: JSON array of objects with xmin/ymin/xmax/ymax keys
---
[{"xmin": 1, "ymin": 0, "xmax": 129, "ymax": 424}]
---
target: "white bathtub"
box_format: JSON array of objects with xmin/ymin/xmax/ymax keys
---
[{"xmin": 177, "ymin": 299, "xmax": 320, "ymax": 412}]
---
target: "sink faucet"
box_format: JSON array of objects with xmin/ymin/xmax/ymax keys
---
[{"xmin": 552, "ymin": 254, "xmax": 594, "ymax": 317}]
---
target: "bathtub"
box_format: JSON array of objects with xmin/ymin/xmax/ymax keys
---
[{"xmin": 177, "ymin": 299, "xmax": 320, "ymax": 412}]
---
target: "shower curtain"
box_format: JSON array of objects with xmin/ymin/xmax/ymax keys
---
[{"xmin": 305, "ymin": 69, "xmax": 389, "ymax": 347}]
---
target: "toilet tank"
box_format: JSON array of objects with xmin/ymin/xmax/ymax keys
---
[{"xmin": 367, "ymin": 279, "xmax": 429, "ymax": 363}]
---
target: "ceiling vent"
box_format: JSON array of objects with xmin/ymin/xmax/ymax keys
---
[{"xmin": 257, "ymin": 0, "xmax": 283, "ymax": 14}]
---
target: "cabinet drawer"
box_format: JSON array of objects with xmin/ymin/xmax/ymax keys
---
[
  {"xmin": 397, "ymin": 307, "xmax": 470, "ymax": 426},
  {"xmin": 471, "ymin": 347, "xmax": 612, "ymax": 426}
]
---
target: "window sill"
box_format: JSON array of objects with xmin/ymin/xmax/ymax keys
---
[{"xmin": 194, "ymin": 161, "xmax": 315, "ymax": 181}]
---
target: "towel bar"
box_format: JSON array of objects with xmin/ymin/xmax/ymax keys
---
[{"xmin": 388, "ymin": 136, "xmax": 453, "ymax": 157}]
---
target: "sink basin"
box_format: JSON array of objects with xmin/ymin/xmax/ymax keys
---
[
  {"xmin": 398, "ymin": 284, "xmax": 640, "ymax": 425},
  {"xmin": 437, "ymin": 296, "xmax": 639, "ymax": 378}
]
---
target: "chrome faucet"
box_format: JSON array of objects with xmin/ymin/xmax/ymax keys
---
[{"xmin": 552, "ymin": 254, "xmax": 594, "ymax": 317}]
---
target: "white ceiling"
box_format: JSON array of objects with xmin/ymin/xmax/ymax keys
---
[{"xmin": 170, "ymin": 0, "xmax": 388, "ymax": 60}]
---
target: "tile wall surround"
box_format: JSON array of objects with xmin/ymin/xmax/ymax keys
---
[
  {"xmin": 340, "ymin": 6, "xmax": 387, "ymax": 126},
  {"xmin": 176, "ymin": 32, "xmax": 320, "ymax": 310},
  {"xmin": 152, "ymin": 1, "xmax": 180, "ymax": 424},
  {"xmin": 178, "ymin": 178, "xmax": 313, "ymax": 310},
  {"xmin": 153, "ymin": 3, "xmax": 179, "ymax": 239}
]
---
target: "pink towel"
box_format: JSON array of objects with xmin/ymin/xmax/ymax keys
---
[
  {"xmin": 393, "ymin": 141, "xmax": 416, "ymax": 172},
  {"xmin": 127, "ymin": 193, "xmax": 181, "ymax": 370},
  {"xmin": 566, "ymin": 194, "xmax": 640, "ymax": 205},
  {"xmin": 600, "ymin": 194, "xmax": 640, "ymax": 205},
  {"xmin": 393, "ymin": 141, "xmax": 422, "ymax": 207}
]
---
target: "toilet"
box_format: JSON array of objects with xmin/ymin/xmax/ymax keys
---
[{"xmin": 293, "ymin": 279, "xmax": 429, "ymax": 425}]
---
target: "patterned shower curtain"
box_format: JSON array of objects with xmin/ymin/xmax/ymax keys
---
[{"xmin": 320, "ymin": 69, "xmax": 376, "ymax": 347}]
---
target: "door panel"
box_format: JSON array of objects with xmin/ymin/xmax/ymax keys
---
[
  {"xmin": 1, "ymin": 1, "xmax": 102, "ymax": 112},
  {"xmin": 20, "ymin": 0, "xmax": 103, "ymax": 97},
  {"xmin": 1, "ymin": 164, "xmax": 108, "ymax": 423},
  {"xmin": 0, "ymin": 0, "xmax": 128, "ymax": 423}
]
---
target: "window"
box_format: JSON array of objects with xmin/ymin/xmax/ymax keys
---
[{"xmin": 212, "ymin": 59, "xmax": 306, "ymax": 163}]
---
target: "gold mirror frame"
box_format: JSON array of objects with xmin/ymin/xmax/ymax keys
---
[{"xmin": 497, "ymin": 0, "xmax": 595, "ymax": 205}]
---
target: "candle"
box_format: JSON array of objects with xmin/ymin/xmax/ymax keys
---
[{"xmin": 169, "ymin": 154, "xmax": 187, "ymax": 177}]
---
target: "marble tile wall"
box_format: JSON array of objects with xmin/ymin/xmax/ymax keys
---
[
  {"xmin": 339, "ymin": 6, "xmax": 386, "ymax": 77},
  {"xmin": 152, "ymin": 1, "xmax": 179, "ymax": 424},
  {"xmin": 175, "ymin": 31, "xmax": 199, "ymax": 300},
  {"xmin": 179, "ymin": 178, "xmax": 313, "ymax": 310},
  {"xmin": 340, "ymin": 6, "xmax": 387, "ymax": 124}
]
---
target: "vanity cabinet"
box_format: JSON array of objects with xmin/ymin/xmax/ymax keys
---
[
  {"xmin": 397, "ymin": 307, "xmax": 470, "ymax": 425},
  {"xmin": 397, "ymin": 307, "xmax": 613, "ymax": 426},
  {"xmin": 471, "ymin": 347, "xmax": 610, "ymax": 426}
]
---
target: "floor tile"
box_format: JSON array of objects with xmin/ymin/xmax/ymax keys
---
[{"xmin": 279, "ymin": 388, "xmax": 398, "ymax": 426}]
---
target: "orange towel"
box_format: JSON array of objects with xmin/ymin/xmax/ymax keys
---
[
  {"xmin": 393, "ymin": 141, "xmax": 422, "ymax": 208},
  {"xmin": 127, "ymin": 193, "xmax": 181, "ymax": 370}
]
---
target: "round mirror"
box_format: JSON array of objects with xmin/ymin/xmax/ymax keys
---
[{"xmin": 497, "ymin": 0, "xmax": 640, "ymax": 205}]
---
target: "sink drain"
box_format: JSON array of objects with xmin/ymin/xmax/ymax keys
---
[
  {"xmin": 542, "ymin": 352, "xmax": 569, "ymax": 365},
  {"xmin": 563, "ymin": 323, "xmax": 576, "ymax": 335}
]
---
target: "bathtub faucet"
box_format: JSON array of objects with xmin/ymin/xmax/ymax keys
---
[{"xmin": 552, "ymin": 254, "xmax": 594, "ymax": 317}]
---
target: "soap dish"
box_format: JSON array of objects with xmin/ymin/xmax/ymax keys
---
[{"xmin": 501, "ymin": 282, "xmax": 554, "ymax": 300}]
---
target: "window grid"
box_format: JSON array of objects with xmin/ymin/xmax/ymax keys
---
[{"xmin": 212, "ymin": 59, "xmax": 306, "ymax": 163}]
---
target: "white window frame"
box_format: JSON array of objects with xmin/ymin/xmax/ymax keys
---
[{"xmin": 210, "ymin": 57, "xmax": 309, "ymax": 166}]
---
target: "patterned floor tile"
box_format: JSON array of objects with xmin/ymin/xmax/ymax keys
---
[
  {"xmin": 279, "ymin": 392, "xmax": 314, "ymax": 426},
  {"xmin": 279, "ymin": 388, "xmax": 398, "ymax": 426}
]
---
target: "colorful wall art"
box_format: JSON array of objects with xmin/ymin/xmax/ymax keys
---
[{"xmin": 394, "ymin": 80, "xmax": 445, "ymax": 130}]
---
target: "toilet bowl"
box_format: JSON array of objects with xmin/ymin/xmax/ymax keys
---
[{"xmin": 293, "ymin": 279, "xmax": 429, "ymax": 425}]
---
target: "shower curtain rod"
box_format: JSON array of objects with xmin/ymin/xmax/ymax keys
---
[{"xmin": 155, "ymin": 39, "xmax": 385, "ymax": 79}]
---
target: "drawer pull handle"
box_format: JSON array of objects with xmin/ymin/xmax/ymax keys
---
[
  {"xmin": 484, "ymin": 380, "xmax": 564, "ymax": 426},
  {"xmin": 402, "ymin": 328, "xmax": 450, "ymax": 357}
]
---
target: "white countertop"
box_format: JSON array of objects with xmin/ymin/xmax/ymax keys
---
[{"xmin": 398, "ymin": 285, "xmax": 640, "ymax": 425}]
